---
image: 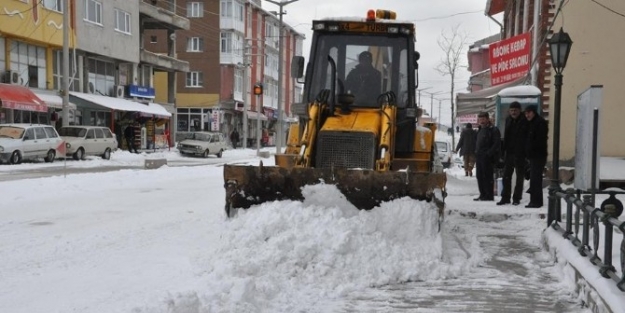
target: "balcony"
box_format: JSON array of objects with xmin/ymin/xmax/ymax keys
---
[
  {"xmin": 140, "ymin": 49, "xmax": 190, "ymax": 72},
  {"xmin": 140, "ymin": 0, "xmax": 190, "ymax": 31}
]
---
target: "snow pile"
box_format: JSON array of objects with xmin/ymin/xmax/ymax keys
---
[{"xmin": 137, "ymin": 184, "xmax": 483, "ymax": 313}]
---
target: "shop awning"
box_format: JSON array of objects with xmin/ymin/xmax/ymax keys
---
[
  {"xmin": 0, "ymin": 83, "xmax": 48, "ymax": 112},
  {"xmin": 456, "ymin": 77, "xmax": 526, "ymax": 116},
  {"xmin": 69, "ymin": 91, "xmax": 172, "ymax": 118},
  {"xmin": 246, "ymin": 110, "xmax": 267, "ymax": 121},
  {"xmin": 32, "ymin": 89, "xmax": 77, "ymax": 110}
]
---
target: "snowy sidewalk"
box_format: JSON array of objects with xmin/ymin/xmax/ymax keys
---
[{"xmin": 334, "ymin": 208, "xmax": 587, "ymax": 312}]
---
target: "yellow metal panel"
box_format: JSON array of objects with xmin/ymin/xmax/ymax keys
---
[
  {"xmin": 322, "ymin": 109, "xmax": 381, "ymax": 135},
  {"xmin": 176, "ymin": 93, "xmax": 220, "ymax": 108},
  {"xmin": 153, "ymin": 72, "xmax": 169, "ymax": 103},
  {"xmin": 0, "ymin": 1, "xmax": 76, "ymax": 47},
  {"xmin": 414, "ymin": 126, "xmax": 433, "ymax": 152}
]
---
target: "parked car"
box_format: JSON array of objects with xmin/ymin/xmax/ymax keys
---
[
  {"xmin": 178, "ymin": 131, "xmax": 227, "ymax": 158},
  {"xmin": 58, "ymin": 126, "xmax": 118, "ymax": 160},
  {"xmin": 435, "ymin": 140, "xmax": 453, "ymax": 169},
  {"xmin": 0, "ymin": 123, "xmax": 62, "ymax": 164}
]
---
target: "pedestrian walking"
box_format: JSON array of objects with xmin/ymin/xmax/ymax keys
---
[
  {"xmin": 524, "ymin": 105, "xmax": 548, "ymax": 208},
  {"xmin": 454, "ymin": 123, "xmax": 477, "ymax": 177},
  {"xmin": 497, "ymin": 101, "xmax": 528, "ymax": 206},
  {"xmin": 230, "ymin": 129, "xmax": 240, "ymax": 149},
  {"xmin": 474, "ymin": 112, "xmax": 501, "ymax": 201},
  {"xmin": 124, "ymin": 123, "xmax": 138, "ymax": 153}
]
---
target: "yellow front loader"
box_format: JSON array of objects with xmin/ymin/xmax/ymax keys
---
[{"xmin": 224, "ymin": 9, "xmax": 446, "ymax": 218}]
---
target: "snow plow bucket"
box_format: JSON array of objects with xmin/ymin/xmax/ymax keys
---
[{"xmin": 223, "ymin": 164, "xmax": 447, "ymax": 218}]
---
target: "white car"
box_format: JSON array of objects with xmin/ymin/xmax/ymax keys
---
[
  {"xmin": 0, "ymin": 123, "xmax": 62, "ymax": 164},
  {"xmin": 58, "ymin": 126, "xmax": 118, "ymax": 160},
  {"xmin": 435, "ymin": 140, "xmax": 453, "ymax": 169},
  {"xmin": 178, "ymin": 131, "xmax": 227, "ymax": 158}
]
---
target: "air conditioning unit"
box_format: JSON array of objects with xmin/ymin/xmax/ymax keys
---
[
  {"xmin": 88, "ymin": 82, "xmax": 95, "ymax": 94},
  {"xmin": 3, "ymin": 71, "xmax": 20, "ymax": 85},
  {"xmin": 114, "ymin": 85, "xmax": 125, "ymax": 98}
]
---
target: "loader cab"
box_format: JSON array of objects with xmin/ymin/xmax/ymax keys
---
[{"xmin": 293, "ymin": 16, "xmax": 418, "ymax": 110}]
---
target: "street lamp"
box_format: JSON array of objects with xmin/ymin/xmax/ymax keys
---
[
  {"xmin": 265, "ymin": 0, "xmax": 300, "ymax": 154},
  {"xmin": 547, "ymin": 27, "xmax": 573, "ymax": 226}
]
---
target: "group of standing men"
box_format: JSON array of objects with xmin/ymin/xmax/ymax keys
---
[{"xmin": 455, "ymin": 101, "xmax": 548, "ymax": 208}]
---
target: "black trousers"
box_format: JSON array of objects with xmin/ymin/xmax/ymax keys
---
[
  {"xmin": 528, "ymin": 157, "xmax": 547, "ymax": 206},
  {"xmin": 126, "ymin": 137, "xmax": 137, "ymax": 152},
  {"xmin": 476, "ymin": 154, "xmax": 494, "ymax": 200},
  {"xmin": 500, "ymin": 154, "xmax": 525, "ymax": 202}
]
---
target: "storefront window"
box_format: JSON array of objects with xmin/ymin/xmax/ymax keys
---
[{"xmin": 89, "ymin": 111, "xmax": 110, "ymax": 127}]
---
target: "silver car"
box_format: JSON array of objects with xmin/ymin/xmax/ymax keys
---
[
  {"xmin": 178, "ymin": 132, "xmax": 227, "ymax": 158},
  {"xmin": 59, "ymin": 126, "xmax": 118, "ymax": 160},
  {"xmin": 435, "ymin": 140, "xmax": 453, "ymax": 169},
  {"xmin": 0, "ymin": 124, "xmax": 62, "ymax": 164}
]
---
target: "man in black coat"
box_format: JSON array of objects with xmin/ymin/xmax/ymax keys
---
[
  {"xmin": 124, "ymin": 123, "xmax": 138, "ymax": 153},
  {"xmin": 497, "ymin": 101, "xmax": 528, "ymax": 206},
  {"xmin": 524, "ymin": 105, "xmax": 548, "ymax": 208},
  {"xmin": 455, "ymin": 123, "xmax": 477, "ymax": 177},
  {"xmin": 474, "ymin": 112, "xmax": 501, "ymax": 201}
]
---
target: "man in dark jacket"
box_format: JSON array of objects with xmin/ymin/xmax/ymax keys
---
[
  {"xmin": 474, "ymin": 112, "xmax": 501, "ymax": 201},
  {"xmin": 497, "ymin": 101, "xmax": 528, "ymax": 206},
  {"xmin": 455, "ymin": 123, "xmax": 477, "ymax": 176},
  {"xmin": 124, "ymin": 123, "xmax": 138, "ymax": 153},
  {"xmin": 524, "ymin": 105, "xmax": 548, "ymax": 208},
  {"xmin": 344, "ymin": 51, "xmax": 382, "ymax": 106}
]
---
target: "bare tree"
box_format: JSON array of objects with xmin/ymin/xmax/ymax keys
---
[{"xmin": 435, "ymin": 25, "xmax": 469, "ymax": 149}]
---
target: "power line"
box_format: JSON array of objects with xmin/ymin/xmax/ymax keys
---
[
  {"xmin": 413, "ymin": 10, "xmax": 483, "ymax": 22},
  {"xmin": 590, "ymin": 0, "xmax": 625, "ymax": 18}
]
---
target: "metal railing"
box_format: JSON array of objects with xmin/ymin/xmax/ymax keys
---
[{"xmin": 550, "ymin": 189, "xmax": 625, "ymax": 291}]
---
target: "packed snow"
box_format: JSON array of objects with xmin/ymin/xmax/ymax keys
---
[{"xmin": 0, "ymin": 134, "xmax": 623, "ymax": 312}]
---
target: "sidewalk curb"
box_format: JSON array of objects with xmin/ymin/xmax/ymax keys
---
[{"xmin": 541, "ymin": 234, "xmax": 613, "ymax": 313}]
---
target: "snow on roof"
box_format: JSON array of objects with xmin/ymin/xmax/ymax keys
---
[{"xmin": 498, "ymin": 85, "xmax": 542, "ymax": 97}]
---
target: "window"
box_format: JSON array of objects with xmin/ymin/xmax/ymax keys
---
[
  {"xmin": 220, "ymin": 33, "xmax": 232, "ymax": 53},
  {"xmin": 85, "ymin": 0, "xmax": 102, "ymax": 24},
  {"xmin": 187, "ymin": 37, "xmax": 204, "ymax": 52},
  {"xmin": 44, "ymin": 127, "xmax": 58, "ymax": 138},
  {"xmin": 187, "ymin": 2, "xmax": 204, "ymax": 18},
  {"xmin": 53, "ymin": 50, "xmax": 80, "ymax": 91},
  {"xmin": 234, "ymin": 69, "xmax": 242, "ymax": 93},
  {"xmin": 34, "ymin": 127, "xmax": 47, "ymax": 140},
  {"xmin": 114, "ymin": 9, "xmax": 131, "ymax": 34},
  {"xmin": 186, "ymin": 72, "xmax": 203, "ymax": 87},
  {"xmin": 43, "ymin": 0, "xmax": 63, "ymax": 12},
  {"xmin": 94, "ymin": 128, "xmax": 104, "ymax": 139},
  {"xmin": 10, "ymin": 41, "xmax": 46, "ymax": 88},
  {"xmin": 220, "ymin": 1, "xmax": 232, "ymax": 17},
  {"xmin": 24, "ymin": 129, "xmax": 35, "ymax": 141},
  {"xmin": 150, "ymin": 36, "xmax": 157, "ymax": 43}
]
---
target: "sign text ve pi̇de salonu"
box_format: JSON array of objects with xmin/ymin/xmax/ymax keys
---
[{"xmin": 489, "ymin": 32, "xmax": 532, "ymax": 86}]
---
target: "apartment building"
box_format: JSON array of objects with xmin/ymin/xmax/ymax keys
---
[
  {"xmin": 0, "ymin": 0, "xmax": 189, "ymax": 149},
  {"xmin": 148, "ymin": 0, "xmax": 304, "ymax": 146}
]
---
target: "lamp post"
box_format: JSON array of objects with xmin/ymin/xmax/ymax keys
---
[
  {"xmin": 265, "ymin": 0, "xmax": 300, "ymax": 154},
  {"xmin": 547, "ymin": 27, "xmax": 573, "ymax": 226}
]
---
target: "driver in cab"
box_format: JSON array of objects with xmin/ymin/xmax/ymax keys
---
[{"xmin": 344, "ymin": 51, "xmax": 382, "ymax": 105}]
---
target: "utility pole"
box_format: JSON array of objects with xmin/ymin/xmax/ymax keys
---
[
  {"xmin": 62, "ymin": 0, "xmax": 70, "ymax": 127},
  {"xmin": 241, "ymin": 40, "xmax": 250, "ymax": 149},
  {"xmin": 265, "ymin": 0, "xmax": 300, "ymax": 154}
]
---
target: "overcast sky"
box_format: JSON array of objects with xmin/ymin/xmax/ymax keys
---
[{"xmin": 264, "ymin": 0, "xmax": 503, "ymax": 126}]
